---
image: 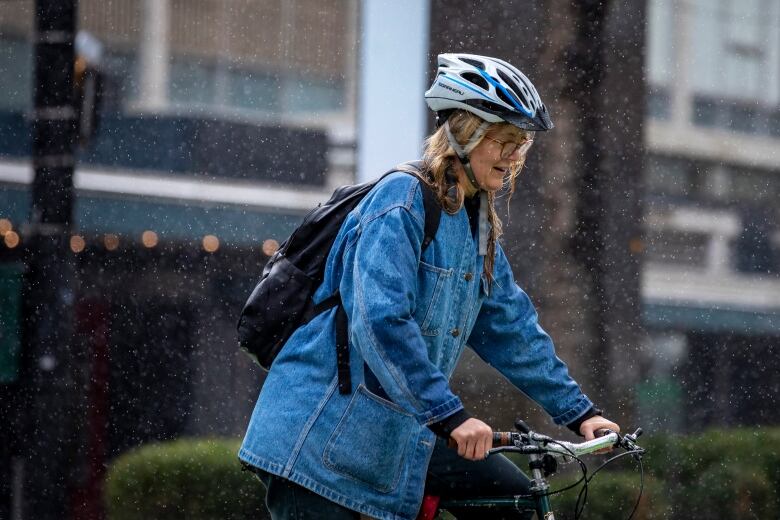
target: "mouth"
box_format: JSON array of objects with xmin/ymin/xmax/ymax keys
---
[{"xmin": 492, "ymin": 166, "xmax": 509, "ymax": 175}]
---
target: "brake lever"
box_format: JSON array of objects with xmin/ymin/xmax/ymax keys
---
[{"xmin": 618, "ymin": 428, "xmax": 645, "ymax": 460}]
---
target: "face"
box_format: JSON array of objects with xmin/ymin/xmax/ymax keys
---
[{"xmin": 459, "ymin": 124, "xmax": 533, "ymax": 195}]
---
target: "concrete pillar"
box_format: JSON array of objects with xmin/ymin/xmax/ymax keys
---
[
  {"xmin": 138, "ymin": 0, "xmax": 170, "ymax": 111},
  {"xmin": 357, "ymin": 0, "xmax": 430, "ymax": 182}
]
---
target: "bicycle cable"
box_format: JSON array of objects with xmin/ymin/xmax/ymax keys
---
[
  {"xmin": 542, "ymin": 439, "xmax": 589, "ymax": 497},
  {"xmin": 573, "ymin": 449, "xmax": 646, "ymax": 520},
  {"xmin": 501, "ymin": 440, "xmax": 589, "ymax": 500},
  {"xmin": 490, "ymin": 435, "xmax": 644, "ymax": 519}
]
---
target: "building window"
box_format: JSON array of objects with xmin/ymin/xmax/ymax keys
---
[
  {"xmin": 66, "ymin": 0, "xmax": 356, "ymax": 122},
  {"xmin": 645, "ymin": 154, "xmax": 695, "ymax": 198},
  {"xmin": 690, "ymin": 0, "xmax": 780, "ymax": 135},
  {"xmin": 645, "ymin": 229, "xmax": 710, "ymax": 267},
  {"xmin": 0, "ymin": 38, "xmax": 32, "ymax": 112},
  {"xmin": 645, "ymin": 0, "xmax": 675, "ymax": 120},
  {"xmin": 164, "ymin": 0, "xmax": 353, "ymax": 120},
  {"xmin": 647, "ymin": 85, "xmax": 672, "ymax": 120}
]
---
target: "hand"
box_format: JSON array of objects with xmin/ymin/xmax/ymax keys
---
[
  {"xmin": 579, "ymin": 416, "xmax": 620, "ymax": 454},
  {"xmin": 449, "ymin": 418, "xmax": 493, "ymax": 461}
]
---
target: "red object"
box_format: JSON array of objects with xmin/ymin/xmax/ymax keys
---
[{"xmin": 417, "ymin": 494, "xmax": 441, "ymax": 520}]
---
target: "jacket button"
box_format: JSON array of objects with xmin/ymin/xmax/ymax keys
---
[
  {"xmin": 450, "ymin": 328, "xmax": 460, "ymax": 337},
  {"xmin": 464, "ymin": 272, "xmax": 473, "ymax": 281}
]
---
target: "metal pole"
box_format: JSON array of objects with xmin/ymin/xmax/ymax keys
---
[{"xmin": 20, "ymin": 1, "xmax": 79, "ymax": 518}]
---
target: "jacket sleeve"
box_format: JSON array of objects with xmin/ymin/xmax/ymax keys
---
[
  {"xmin": 467, "ymin": 244, "xmax": 594, "ymax": 425},
  {"xmin": 338, "ymin": 198, "xmax": 464, "ymax": 426}
]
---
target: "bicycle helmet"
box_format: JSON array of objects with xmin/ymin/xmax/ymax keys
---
[
  {"xmin": 425, "ymin": 53, "xmax": 553, "ymax": 131},
  {"xmin": 425, "ymin": 54, "xmax": 552, "ymax": 254}
]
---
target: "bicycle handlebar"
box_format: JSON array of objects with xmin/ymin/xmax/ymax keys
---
[{"xmin": 489, "ymin": 428, "xmax": 644, "ymax": 462}]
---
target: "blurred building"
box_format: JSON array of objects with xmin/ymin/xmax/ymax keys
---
[
  {"xmin": 640, "ymin": 0, "xmax": 780, "ymax": 431},
  {"xmin": 0, "ymin": 1, "xmax": 359, "ymax": 517},
  {"xmin": 1, "ymin": 0, "xmax": 779, "ymax": 517}
]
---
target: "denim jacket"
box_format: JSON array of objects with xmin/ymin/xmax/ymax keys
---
[{"xmin": 239, "ymin": 171, "xmax": 593, "ymax": 520}]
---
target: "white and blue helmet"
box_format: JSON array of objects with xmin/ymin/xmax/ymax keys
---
[{"xmin": 425, "ymin": 53, "xmax": 553, "ymax": 131}]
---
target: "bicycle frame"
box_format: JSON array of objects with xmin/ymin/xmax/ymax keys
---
[
  {"xmin": 436, "ymin": 451, "xmax": 554, "ymax": 518},
  {"xmin": 427, "ymin": 427, "xmax": 643, "ymax": 520}
]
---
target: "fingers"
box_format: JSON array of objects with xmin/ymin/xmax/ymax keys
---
[
  {"xmin": 580, "ymin": 417, "xmax": 622, "ymax": 454},
  {"xmin": 466, "ymin": 432, "xmax": 490, "ymax": 460},
  {"xmin": 582, "ymin": 424, "xmax": 596, "ymax": 441},
  {"xmin": 449, "ymin": 418, "xmax": 493, "ymax": 461},
  {"xmin": 479, "ymin": 431, "xmax": 492, "ymax": 460},
  {"xmin": 457, "ymin": 438, "xmax": 467, "ymax": 458},
  {"xmin": 456, "ymin": 434, "xmax": 483, "ymax": 460},
  {"xmin": 578, "ymin": 416, "xmax": 621, "ymax": 439}
]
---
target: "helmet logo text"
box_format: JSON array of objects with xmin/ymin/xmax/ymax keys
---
[{"xmin": 438, "ymin": 81, "xmax": 463, "ymax": 96}]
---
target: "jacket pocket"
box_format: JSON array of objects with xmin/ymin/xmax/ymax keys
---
[
  {"xmin": 323, "ymin": 385, "xmax": 415, "ymax": 494},
  {"xmin": 416, "ymin": 261, "xmax": 453, "ymax": 336}
]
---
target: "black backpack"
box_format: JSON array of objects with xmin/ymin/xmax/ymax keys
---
[{"xmin": 237, "ymin": 161, "xmax": 441, "ymax": 394}]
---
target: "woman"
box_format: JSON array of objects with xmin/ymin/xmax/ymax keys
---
[{"xmin": 239, "ymin": 53, "xmax": 620, "ymax": 520}]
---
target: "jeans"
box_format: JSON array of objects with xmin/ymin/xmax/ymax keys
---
[
  {"xmin": 253, "ymin": 439, "xmax": 533, "ymax": 519},
  {"xmin": 255, "ymin": 470, "xmax": 360, "ymax": 519},
  {"xmin": 424, "ymin": 438, "xmax": 533, "ymax": 520}
]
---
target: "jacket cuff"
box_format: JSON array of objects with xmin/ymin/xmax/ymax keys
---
[
  {"xmin": 566, "ymin": 406, "xmax": 604, "ymax": 436},
  {"xmin": 428, "ymin": 409, "xmax": 472, "ymax": 439}
]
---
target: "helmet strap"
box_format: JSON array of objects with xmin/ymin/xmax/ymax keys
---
[
  {"xmin": 443, "ymin": 120, "xmax": 491, "ymax": 255},
  {"xmin": 443, "ymin": 120, "xmax": 489, "ymax": 192}
]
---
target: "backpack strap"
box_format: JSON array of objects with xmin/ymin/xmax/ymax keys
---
[
  {"xmin": 419, "ymin": 181, "xmax": 441, "ymax": 252},
  {"xmin": 303, "ymin": 291, "xmax": 351, "ymax": 394},
  {"xmin": 392, "ymin": 160, "xmax": 441, "ymax": 252},
  {"xmin": 333, "ymin": 162, "xmax": 442, "ymax": 395},
  {"xmin": 335, "ymin": 303, "xmax": 351, "ymax": 394},
  {"xmin": 309, "ymin": 293, "xmax": 340, "ymax": 317}
]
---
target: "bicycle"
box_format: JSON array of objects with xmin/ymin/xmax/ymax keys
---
[{"xmin": 416, "ymin": 420, "xmax": 646, "ymax": 520}]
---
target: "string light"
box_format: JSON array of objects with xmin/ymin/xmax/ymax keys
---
[
  {"xmin": 0, "ymin": 218, "xmax": 11, "ymax": 236},
  {"xmin": 202, "ymin": 234, "xmax": 219, "ymax": 253},
  {"xmin": 141, "ymin": 230, "xmax": 159, "ymax": 248},
  {"xmin": 103, "ymin": 234, "xmax": 119, "ymax": 251},
  {"xmin": 4, "ymin": 230, "xmax": 19, "ymax": 248},
  {"xmin": 70, "ymin": 235, "xmax": 86, "ymax": 253},
  {"xmin": 262, "ymin": 239, "xmax": 280, "ymax": 256}
]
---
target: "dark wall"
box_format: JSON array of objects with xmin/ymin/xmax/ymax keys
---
[
  {"xmin": 429, "ymin": 0, "xmax": 645, "ymax": 429},
  {"xmin": 683, "ymin": 332, "xmax": 780, "ymax": 431},
  {"xmin": 0, "ymin": 111, "xmax": 329, "ymax": 185}
]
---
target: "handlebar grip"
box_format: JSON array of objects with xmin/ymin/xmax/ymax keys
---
[{"xmin": 493, "ymin": 432, "xmax": 514, "ymax": 447}]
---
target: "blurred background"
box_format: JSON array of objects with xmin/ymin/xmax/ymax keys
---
[{"xmin": 0, "ymin": 0, "xmax": 778, "ymax": 518}]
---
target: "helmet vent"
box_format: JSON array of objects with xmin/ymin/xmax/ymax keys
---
[
  {"xmin": 461, "ymin": 58, "xmax": 486, "ymax": 70},
  {"xmin": 461, "ymin": 71, "xmax": 489, "ymax": 90},
  {"xmin": 514, "ymin": 74, "xmax": 537, "ymax": 102},
  {"xmin": 495, "ymin": 88, "xmax": 518, "ymax": 108},
  {"xmin": 497, "ymin": 70, "xmax": 523, "ymax": 98},
  {"xmin": 470, "ymin": 99, "xmax": 507, "ymax": 114}
]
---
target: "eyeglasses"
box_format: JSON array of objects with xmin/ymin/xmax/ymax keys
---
[{"xmin": 483, "ymin": 135, "xmax": 534, "ymax": 159}]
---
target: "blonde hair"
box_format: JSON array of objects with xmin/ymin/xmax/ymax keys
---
[{"xmin": 419, "ymin": 110, "xmax": 527, "ymax": 285}]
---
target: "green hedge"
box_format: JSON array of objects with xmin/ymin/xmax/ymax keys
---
[
  {"xmin": 104, "ymin": 438, "xmax": 267, "ymax": 520},
  {"xmin": 105, "ymin": 429, "xmax": 780, "ymax": 520},
  {"xmin": 549, "ymin": 472, "xmax": 666, "ymax": 520},
  {"xmin": 554, "ymin": 427, "xmax": 780, "ymax": 519},
  {"xmin": 640, "ymin": 428, "xmax": 780, "ymax": 519}
]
